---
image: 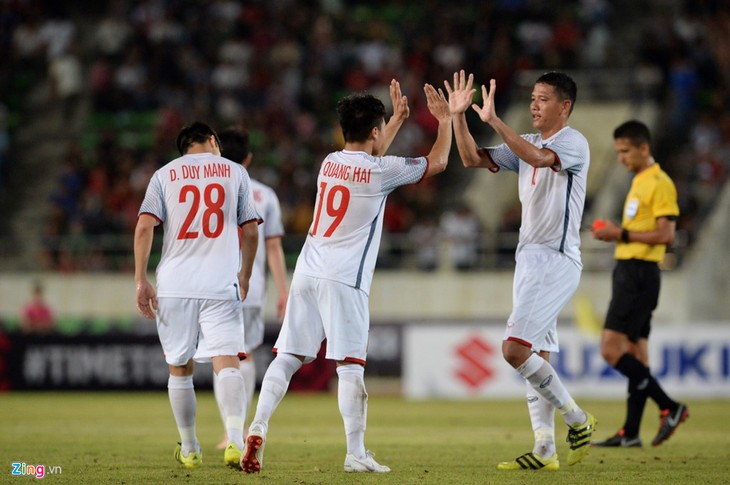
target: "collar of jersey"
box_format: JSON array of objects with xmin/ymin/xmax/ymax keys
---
[{"xmin": 635, "ymin": 162, "xmax": 660, "ymax": 181}]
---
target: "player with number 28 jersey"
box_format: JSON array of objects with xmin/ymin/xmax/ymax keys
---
[
  {"xmin": 139, "ymin": 152, "xmax": 261, "ymax": 300},
  {"xmin": 135, "ymin": 122, "xmax": 261, "ymax": 471}
]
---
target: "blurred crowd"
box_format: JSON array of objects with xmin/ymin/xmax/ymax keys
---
[{"xmin": 2, "ymin": 0, "xmax": 729, "ymax": 271}]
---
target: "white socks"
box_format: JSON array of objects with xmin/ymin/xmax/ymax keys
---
[
  {"xmin": 517, "ymin": 353, "xmax": 586, "ymax": 427},
  {"xmin": 168, "ymin": 375, "xmax": 198, "ymax": 455},
  {"xmin": 251, "ymin": 353, "xmax": 302, "ymax": 428},
  {"xmin": 525, "ymin": 379, "xmax": 555, "ymax": 458},
  {"xmin": 239, "ymin": 358, "xmax": 256, "ymax": 431},
  {"xmin": 212, "ymin": 358, "xmax": 256, "ymax": 438},
  {"xmin": 216, "ymin": 366, "xmax": 245, "ymax": 449},
  {"xmin": 337, "ymin": 365, "xmax": 368, "ymax": 459}
]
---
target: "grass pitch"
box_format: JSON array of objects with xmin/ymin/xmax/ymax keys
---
[{"xmin": 1, "ymin": 391, "xmax": 727, "ymax": 484}]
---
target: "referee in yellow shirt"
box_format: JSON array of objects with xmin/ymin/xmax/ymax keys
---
[{"xmin": 591, "ymin": 120, "xmax": 688, "ymax": 448}]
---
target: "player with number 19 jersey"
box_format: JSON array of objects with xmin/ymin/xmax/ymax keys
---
[
  {"xmin": 295, "ymin": 150, "xmax": 428, "ymax": 294},
  {"xmin": 138, "ymin": 152, "xmax": 261, "ymax": 300}
]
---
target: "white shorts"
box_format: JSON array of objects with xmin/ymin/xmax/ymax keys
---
[
  {"xmin": 157, "ymin": 297, "xmax": 245, "ymax": 366},
  {"xmin": 194, "ymin": 304, "xmax": 264, "ymax": 361},
  {"xmin": 242, "ymin": 306, "xmax": 264, "ymax": 352},
  {"xmin": 274, "ymin": 273, "xmax": 369, "ymax": 364},
  {"xmin": 504, "ymin": 250, "xmax": 581, "ymax": 353}
]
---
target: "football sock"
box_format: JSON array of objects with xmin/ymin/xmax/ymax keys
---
[
  {"xmin": 614, "ymin": 353, "xmax": 675, "ymax": 411},
  {"xmin": 624, "ymin": 377, "xmax": 648, "ymax": 437},
  {"xmin": 517, "ymin": 353, "xmax": 586, "ymax": 427},
  {"xmin": 337, "ymin": 364, "xmax": 368, "ymax": 459},
  {"xmin": 526, "ymin": 379, "xmax": 556, "ymax": 458},
  {"xmin": 217, "ymin": 366, "xmax": 245, "ymax": 449},
  {"xmin": 168, "ymin": 374, "xmax": 198, "ymax": 455},
  {"xmin": 239, "ymin": 357, "xmax": 256, "ymax": 431},
  {"xmin": 212, "ymin": 370, "xmax": 226, "ymax": 428},
  {"xmin": 251, "ymin": 353, "xmax": 302, "ymax": 427}
]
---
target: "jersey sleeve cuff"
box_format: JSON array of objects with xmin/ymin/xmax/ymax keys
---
[
  {"xmin": 477, "ymin": 148, "xmax": 500, "ymax": 173},
  {"xmin": 417, "ymin": 156, "xmax": 429, "ymax": 183},
  {"xmin": 544, "ymin": 148, "xmax": 562, "ymax": 172},
  {"xmin": 240, "ymin": 217, "xmax": 264, "ymax": 227},
  {"xmin": 138, "ymin": 212, "xmax": 162, "ymax": 224}
]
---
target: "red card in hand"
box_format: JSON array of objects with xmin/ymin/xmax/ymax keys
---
[{"xmin": 592, "ymin": 219, "xmax": 606, "ymax": 231}]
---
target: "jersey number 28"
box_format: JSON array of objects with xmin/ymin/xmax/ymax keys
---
[{"xmin": 177, "ymin": 183, "xmax": 225, "ymax": 240}]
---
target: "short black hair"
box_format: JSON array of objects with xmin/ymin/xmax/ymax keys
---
[
  {"xmin": 336, "ymin": 93, "xmax": 386, "ymax": 143},
  {"xmin": 176, "ymin": 121, "xmax": 220, "ymax": 155},
  {"xmin": 218, "ymin": 127, "xmax": 251, "ymax": 164},
  {"xmin": 536, "ymin": 72, "xmax": 577, "ymax": 114},
  {"xmin": 613, "ymin": 120, "xmax": 651, "ymax": 147}
]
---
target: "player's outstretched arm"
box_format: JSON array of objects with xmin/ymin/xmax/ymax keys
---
[
  {"xmin": 445, "ymin": 70, "xmax": 496, "ymax": 170},
  {"xmin": 474, "ymin": 79, "xmax": 556, "ymax": 169},
  {"xmin": 134, "ymin": 214, "xmax": 158, "ymax": 320},
  {"xmin": 422, "ymin": 83, "xmax": 452, "ymax": 178},
  {"xmin": 238, "ymin": 221, "xmax": 259, "ymax": 301},
  {"xmin": 378, "ymin": 79, "xmax": 410, "ymax": 156}
]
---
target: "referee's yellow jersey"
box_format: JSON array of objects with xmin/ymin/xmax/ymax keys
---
[{"xmin": 616, "ymin": 163, "xmax": 679, "ymax": 262}]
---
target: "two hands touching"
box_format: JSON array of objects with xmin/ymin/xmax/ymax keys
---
[
  {"xmin": 444, "ymin": 69, "xmax": 499, "ymax": 123},
  {"xmin": 387, "ymin": 70, "xmax": 498, "ymax": 126}
]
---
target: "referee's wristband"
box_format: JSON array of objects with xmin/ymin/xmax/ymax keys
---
[{"xmin": 621, "ymin": 228, "xmax": 629, "ymax": 243}]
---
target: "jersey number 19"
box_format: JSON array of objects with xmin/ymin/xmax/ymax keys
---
[{"xmin": 312, "ymin": 181, "xmax": 351, "ymax": 237}]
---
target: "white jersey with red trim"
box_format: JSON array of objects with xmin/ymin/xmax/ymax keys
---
[
  {"xmin": 243, "ymin": 178, "xmax": 285, "ymax": 308},
  {"xmin": 485, "ymin": 126, "xmax": 589, "ymax": 265},
  {"xmin": 294, "ymin": 149, "xmax": 427, "ymax": 294},
  {"xmin": 138, "ymin": 153, "xmax": 261, "ymax": 300}
]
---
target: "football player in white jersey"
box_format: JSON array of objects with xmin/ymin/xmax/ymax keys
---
[
  {"xmin": 240, "ymin": 80, "xmax": 453, "ymax": 474},
  {"xmin": 446, "ymin": 70, "xmax": 596, "ymax": 471},
  {"xmin": 198, "ymin": 127, "xmax": 289, "ymax": 450},
  {"xmin": 134, "ymin": 121, "xmax": 261, "ymax": 470}
]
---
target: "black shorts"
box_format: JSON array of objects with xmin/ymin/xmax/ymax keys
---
[{"xmin": 604, "ymin": 259, "xmax": 660, "ymax": 342}]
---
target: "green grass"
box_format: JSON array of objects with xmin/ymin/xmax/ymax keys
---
[{"xmin": 1, "ymin": 392, "xmax": 727, "ymax": 484}]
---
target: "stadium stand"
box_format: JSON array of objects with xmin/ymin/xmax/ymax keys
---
[{"xmin": 0, "ymin": 0, "xmax": 728, "ymax": 273}]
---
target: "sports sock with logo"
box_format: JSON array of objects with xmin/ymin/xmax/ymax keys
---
[
  {"xmin": 168, "ymin": 374, "xmax": 199, "ymax": 455},
  {"xmin": 526, "ymin": 379, "xmax": 556, "ymax": 458},
  {"xmin": 517, "ymin": 353, "xmax": 586, "ymax": 427},
  {"xmin": 614, "ymin": 353, "xmax": 675, "ymax": 411},
  {"xmin": 217, "ymin": 366, "xmax": 245, "ymax": 449},
  {"xmin": 337, "ymin": 364, "xmax": 368, "ymax": 459},
  {"xmin": 251, "ymin": 353, "xmax": 302, "ymax": 427}
]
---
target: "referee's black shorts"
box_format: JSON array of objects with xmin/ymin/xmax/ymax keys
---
[{"xmin": 604, "ymin": 259, "xmax": 660, "ymax": 342}]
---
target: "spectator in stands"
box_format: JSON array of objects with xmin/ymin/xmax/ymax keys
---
[
  {"xmin": 440, "ymin": 204, "xmax": 481, "ymax": 271},
  {"xmin": 21, "ymin": 281, "xmax": 55, "ymax": 334},
  {"xmin": 408, "ymin": 216, "xmax": 440, "ymax": 271},
  {"xmin": 48, "ymin": 39, "xmax": 83, "ymax": 121},
  {"xmin": 0, "ymin": 102, "xmax": 8, "ymax": 189},
  {"xmin": 6, "ymin": 0, "xmax": 725, "ymax": 273}
]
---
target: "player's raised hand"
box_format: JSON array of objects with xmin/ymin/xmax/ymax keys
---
[
  {"xmin": 444, "ymin": 70, "xmax": 476, "ymax": 115},
  {"xmin": 389, "ymin": 79, "xmax": 410, "ymax": 123},
  {"xmin": 136, "ymin": 280, "xmax": 158, "ymax": 320},
  {"xmin": 424, "ymin": 83, "xmax": 451, "ymax": 122},
  {"xmin": 472, "ymin": 79, "xmax": 497, "ymax": 124}
]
